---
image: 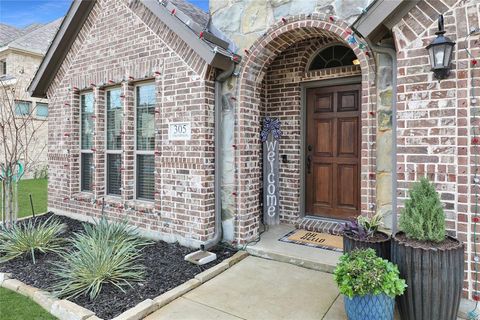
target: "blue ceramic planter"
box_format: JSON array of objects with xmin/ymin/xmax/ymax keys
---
[{"xmin": 344, "ymin": 294, "xmax": 394, "ymax": 320}]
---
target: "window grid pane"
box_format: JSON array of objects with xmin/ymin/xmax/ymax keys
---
[
  {"xmin": 15, "ymin": 101, "xmax": 31, "ymax": 115},
  {"xmin": 107, "ymin": 154, "xmax": 122, "ymax": 195},
  {"xmin": 81, "ymin": 153, "xmax": 93, "ymax": 192},
  {"xmin": 81, "ymin": 93, "xmax": 94, "ymax": 149},
  {"xmin": 36, "ymin": 103, "xmax": 48, "ymax": 117},
  {"xmin": 107, "ymin": 89, "xmax": 123, "ymax": 150},
  {"xmin": 137, "ymin": 155, "xmax": 154, "ymax": 200},
  {"xmin": 309, "ymin": 45, "xmax": 357, "ymax": 71},
  {"xmin": 136, "ymin": 84, "xmax": 156, "ymax": 151}
]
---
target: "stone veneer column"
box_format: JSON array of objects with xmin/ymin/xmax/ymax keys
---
[{"xmin": 375, "ymin": 52, "xmax": 394, "ymax": 229}]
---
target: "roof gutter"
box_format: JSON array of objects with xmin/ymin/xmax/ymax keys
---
[
  {"xmin": 351, "ymin": 0, "xmax": 419, "ymax": 43},
  {"xmin": 200, "ymin": 61, "xmax": 235, "ymax": 251},
  {"xmin": 140, "ymin": 0, "xmax": 233, "ymax": 71},
  {"xmin": 0, "ymin": 46, "xmax": 44, "ymax": 57}
]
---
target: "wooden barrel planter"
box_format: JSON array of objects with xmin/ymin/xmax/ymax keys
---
[
  {"xmin": 391, "ymin": 233, "xmax": 464, "ymax": 320},
  {"xmin": 343, "ymin": 231, "xmax": 391, "ymax": 260}
]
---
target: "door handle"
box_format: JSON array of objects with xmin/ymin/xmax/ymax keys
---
[{"xmin": 307, "ymin": 154, "xmax": 312, "ymax": 174}]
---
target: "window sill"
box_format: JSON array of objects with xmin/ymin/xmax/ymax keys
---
[
  {"xmin": 71, "ymin": 192, "xmax": 95, "ymax": 202},
  {"xmin": 125, "ymin": 199, "xmax": 155, "ymax": 210}
]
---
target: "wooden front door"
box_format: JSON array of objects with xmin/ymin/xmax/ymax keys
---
[{"xmin": 305, "ymin": 84, "xmax": 361, "ymax": 219}]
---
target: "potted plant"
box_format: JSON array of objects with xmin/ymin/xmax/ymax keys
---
[
  {"xmin": 342, "ymin": 212, "xmax": 391, "ymax": 260},
  {"xmin": 334, "ymin": 248, "xmax": 406, "ymax": 320},
  {"xmin": 392, "ymin": 177, "xmax": 464, "ymax": 320}
]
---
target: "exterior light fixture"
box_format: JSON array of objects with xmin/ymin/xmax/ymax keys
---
[{"xmin": 426, "ymin": 14, "xmax": 455, "ymax": 80}]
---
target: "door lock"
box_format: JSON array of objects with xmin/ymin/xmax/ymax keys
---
[
  {"xmin": 307, "ymin": 155, "xmax": 312, "ymax": 174},
  {"xmin": 307, "ymin": 145, "xmax": 313, "ymax": 174}
]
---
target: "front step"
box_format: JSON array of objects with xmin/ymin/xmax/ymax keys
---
[
  {"xmin": 295, "ymin": 217, "xmax": 344, "ymax": 235},
  {"xmin": 245, "ymin": 224, "xmax": 341, "ymax": 273}
]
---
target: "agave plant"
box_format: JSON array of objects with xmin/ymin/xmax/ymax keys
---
[
  {"xmin": 53, "ymin": 217, "xmax": 151, "ymax": 300},
  {"xmin": 0, "ymin": 215, "xmax": 67, "ymax": 264}
]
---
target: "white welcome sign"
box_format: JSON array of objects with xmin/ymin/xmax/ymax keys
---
[{"xmin": 261, "ymin": 117, "xmax": 282, "ymax": 225}]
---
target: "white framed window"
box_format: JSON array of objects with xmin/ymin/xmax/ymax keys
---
[
  {"xmin": 105, "ymin": 88, "xmax": 122, "ymax": 196},
  {"xmin": 36, "ymin": 102, "xmax": 48, "ymax": 117},
  {"xmin": 80, "ymin": 92, "xmax": 94, "ymax": 192},
  {"xmin": 135, "ymin": 83, "xmax": 155, "ymax": 201},
  {"xmin": 0, "ymin": 60, "xmax": 6, "ymax": 76},
  {"xmin": 15, "ymin": 100, "xmax": 31, "ymax": 115}
]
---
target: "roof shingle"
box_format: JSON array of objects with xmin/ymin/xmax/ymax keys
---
[{"xmin": 4, "ymin": 18, "xmax": 63, "ymax": 55}]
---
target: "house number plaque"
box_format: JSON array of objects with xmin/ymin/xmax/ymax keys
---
[
  {"xmin": 168, "ymin": 122, "xmax": 191, "ymax": 141},
  {"xmin": 261, "ymin": 117, "xmax": 282, "ymax": 225}
]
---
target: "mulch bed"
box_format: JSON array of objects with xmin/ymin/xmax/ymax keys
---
[{"xmin": 0, "ymin": 213, "xmax": 236, "ymax": 319}]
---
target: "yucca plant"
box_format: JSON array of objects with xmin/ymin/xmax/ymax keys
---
[
  {"xmin": 0, "ymin": 215, "xmax": 66, "ymax": 264},
  {"xmin": 53, "ymin": 217, "xmax": 151, "ymax": 300}
]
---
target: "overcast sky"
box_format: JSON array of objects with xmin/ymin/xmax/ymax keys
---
[{"xmin": 0, "ymin": 0, "xmax": 210, "ymax": 28}]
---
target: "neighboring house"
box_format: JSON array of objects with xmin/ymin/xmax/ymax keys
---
[
  {"xmin": 0, "ymin": 19, "xmax": 62, "ymax": 177},
  {"xmin": 27, "ymin": 0, "xmax": 480, "ymax": 299}
]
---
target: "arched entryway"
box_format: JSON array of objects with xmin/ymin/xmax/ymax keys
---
[{"xmin": 234, "ymin": 14, "xmax": 377, "ymax": 244}]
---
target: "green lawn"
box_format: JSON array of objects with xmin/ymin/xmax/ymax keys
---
[
  {"xmin": 0, "ymin": 287, "xmax": 56, "ymax": 320},
  {"xmin": 0, "ymin": 179, "xmax": 48, "ymax": 218}
]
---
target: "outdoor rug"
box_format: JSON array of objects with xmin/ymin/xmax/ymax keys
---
[{"xmin": 279, "ymin": 229, "xmax": 343, "ymax": 252}]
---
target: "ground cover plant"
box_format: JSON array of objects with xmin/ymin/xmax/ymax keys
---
[
  {"xmin": 0, "ymin": 213, "xmax": 235, "ymax": 319},
  {"xmin": 0, "ymin": 287, "xmax": 56, "ymax": 320},
  {"xmin": 0, "ymin": 215, "xmax": 66, "ymax": 264}
]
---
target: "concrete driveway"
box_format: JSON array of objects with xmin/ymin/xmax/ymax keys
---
[{"xmin": 145, "ymin": 256, "xmax": 345, "ymax": 320}]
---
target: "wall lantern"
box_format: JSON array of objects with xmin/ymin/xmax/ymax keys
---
[{"xmin": 426, "ymin": 15, "xmax": 455, "ymax": 80}]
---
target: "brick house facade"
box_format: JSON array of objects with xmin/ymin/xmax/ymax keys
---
[{"xmin": 28, "ymin": 0, "xmax": 480, "ymax": 299}]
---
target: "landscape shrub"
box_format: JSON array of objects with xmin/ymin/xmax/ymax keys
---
[
  {"xmin": 53, "ymin": 217, "xmax": 151, "ymax": 300},
  {"xmin": 0, "ymin": 215, "xmax": 66, "ymax": 264},
  {"xmin": 399, "ymin": 177, "xmax": 446, "ymax": 242},
  {"xmin": 334, "ymin": 248, "xmax": 406, "ymax": 298}
]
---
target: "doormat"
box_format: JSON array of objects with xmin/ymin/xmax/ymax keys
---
[{"xmin": 279, "ymin": 229, "xmax": 343, "ymax": 252}]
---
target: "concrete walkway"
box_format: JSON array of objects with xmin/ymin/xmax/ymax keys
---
[{"xmin": 146, "ymin": 256, "xmax": 345, "ymax": 320}]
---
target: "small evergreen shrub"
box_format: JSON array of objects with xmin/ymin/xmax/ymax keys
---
[
  {"xmin": 334, "ymin": 248, "xmax": 406, "ymax": 298},
  {"xmin": 53, "ymin": 218, "xmax": 151, "ymax": 300},
  {"xmin": 0, "ymin": 216, "xmax": 66, "ymax": 264},
  {"xmin": 399, "ymin": 177, "xmax": 446, "ymax": 242}
]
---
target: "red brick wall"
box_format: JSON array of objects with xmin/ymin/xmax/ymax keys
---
[
  {"xmin": 393, "ymin": 0, "xmax": 478, "ymax": 297},
  {"xmin": 46, "ymin": 0, "xmax": 215, "ymax": 246}
]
